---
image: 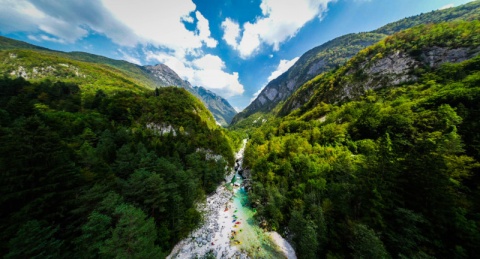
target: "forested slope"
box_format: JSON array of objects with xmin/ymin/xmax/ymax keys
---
[
  {"xmin": 0, "ymin": 48, "xmax": 237, "ymax": 257},
  {"xmin": 243, "ymin": 21, "xmax": 480, "ymax": 258},
  {"xmin": 232, "ymin": 0, "xmax": 480, "ymax": 125},
  {"xmin": 0, "ymin": 36, "xmax": 238, "ymax": 127}
]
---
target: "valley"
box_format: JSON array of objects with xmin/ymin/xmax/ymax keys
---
[{"xmin": 1, "ymin": 1, "xmax": 480, "ymax": 259}]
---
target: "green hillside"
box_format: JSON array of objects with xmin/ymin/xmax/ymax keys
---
[
  {"xmin": 232, "ymin": 0, "xmax": 480, "ymax": 125},
  {"xmin": 2, "ymin": 3, "xmax": 480, "ymax": 259},
  {"xmin": 282, "ymin": 20, "xmax": 480, "ymax": 116},
  {"xmin": 242, "ymin": 21, "xmax": 480, "ymax": 258},
  {"xmin": 0, "ymin": 36, "xmax": 238, "ymax": 127},
  {"xmin": 0, "ymin": 47, "xmax": 238, "ymax": 257},
  {"xmin": 0, "ymin": 36, "xmax": 48, "ymax": 51}
]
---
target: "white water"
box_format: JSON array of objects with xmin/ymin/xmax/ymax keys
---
[{"xmin": 167, "ymin": 139, "xmax": 296, "ymax": 259}]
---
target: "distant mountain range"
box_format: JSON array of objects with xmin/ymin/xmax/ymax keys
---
[
  {"xmin": 232, "ymin": 0, "xmax": 480, "ymax": 124},
  {"xmin": 0, "ymin": 36, "xmax": 237, "ymax": 127}
]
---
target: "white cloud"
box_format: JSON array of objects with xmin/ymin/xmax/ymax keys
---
[
  {"xmin": 439, "ymin": 3, "xmax": 454, "ymax": 10},
  {"xmin": 0, "ymin": 0, "xmax": 217, "ymax": 58},
  {"xmin": 222, "ymin": 0, "xmax": 335, "ymax": 58},
  {"xmin": 0, "ymin": 1, "xmax": 74, "ymax": 42},
  {"xmin": 118, "ymin": 49, "xmax": 141, "ymax": 65},
  {"xmin": 267, "ymin": 57, "xmax": 299, "ymax": 82},
  {"xmin": 27, "ymin": 35, "xmax": 40, "ymax": 41},
  {"xmin": 195, "ymin": 11, "xmax": 218, "ymax": 48},
  {"xmin": 192, "ymin": 54, "xmax": 225, "ymax": 70},
  {"xmin": 40, "ymin": 35, "xmax": 66, "ymax": 44},
  {"xmin": 102, "ymin": 0, "xmax": 217, "ymax": 56},
  {"xmin": 221, "ymin": 18, "xmax": 240, "ymax": 49},
  {"xmin": 233, "ymin": 106, "xmax": 242, "ymax": 112},
  {"xmin": 146, "ymin": 52, "xmax": 244, "ymax": 98}
]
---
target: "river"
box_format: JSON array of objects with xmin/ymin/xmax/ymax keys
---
[{"xmin": 167, "ymin": 139, "xmax": 296, "ymax": 259}]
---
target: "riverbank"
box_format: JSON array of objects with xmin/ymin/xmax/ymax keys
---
[{"xmin": 167, "ymin": 139, "xmax": 296, "ymax": 259}]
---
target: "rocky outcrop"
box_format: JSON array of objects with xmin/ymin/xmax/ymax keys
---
[
  {"xmin": 144, "ymin": 64, "xmax": 193, "ymax": 90},
  {"xmin": 281, "ymin": 45, "xmax": 480, "ymax": 116},
  {"xmin": 341, "ymin": 51, "xmax": 419, "ymax": 101},
  {"xmin": 7, "ymin": 63, "xmax": 85, "ymax": 80},
  {"xmin": 335, "ymin": 46, "xmax": 480, "ymax": 103},
  {"xmin": 421, "ymin": 46, "xmax": 479, "ymax": 68}
]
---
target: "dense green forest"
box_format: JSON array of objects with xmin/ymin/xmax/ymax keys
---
[
  {"xmin": 0, "ymin": 75, "xmax": 238, "ymax": 257},
  {"xmin": 2, "ymin": 3, "xmax": 480, "ymax": 259},
  {"xmin": 243, "ymin": 21, "xmax": 480, "ymax": 258}
]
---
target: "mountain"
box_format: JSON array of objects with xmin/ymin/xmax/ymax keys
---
[
  {"xmin": 232, "ymin": 0, "xmax": 480, "ymax": 125},
  {"xmin": 144, "ymin": 64, "xmax": 237, "ymax": 126},
  {"xmin": 0, "ymin": 40, "xmax": 239, "ymax": 257},
  {"xmin": 0, "ymin": 36, "xmax": 237, "ymax": 127},
  {"xmin": 0, "ymin": 36, "xmax": 49, "ymax": 51},
  {"xmin": 144, "ymin": 64, "xmax": 193, "ymax": 90},
  {"xmin": 191, "ymin": 86, "xmax": 237, "ymax": 126},
  {"xmin": 242, "ymin": 20, "xmax": 480, "ymax": 258}
]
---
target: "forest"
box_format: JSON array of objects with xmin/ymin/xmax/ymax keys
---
[
  {"xmin": 0, "ymin": 76, "xmax": 239, "ymax": 258},
  {"xmin": 1, "ymin": 4, "xmax": 480, "ymax": 259},
  {"xmin": 242, "ymin": 21, "xmax": 480, "ymax": 258}
]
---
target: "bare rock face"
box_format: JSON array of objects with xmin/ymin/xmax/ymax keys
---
[
  {"xmin": 265, "ymin": 87, "xmax": 278, "ymax": 101},
  {"xmin": 366, "ymin": 51, "xmax": 417, "ymax": 75},
  {"xmin": 144, "ymin": 64, "xmax": 193, "ymax": 90},
  {"xmin": 421, "ymin": 46, "xmax": 480, "ymax": 68},
  {"xmin": 337, "ymin": 47, "xmax": 480, "ymax": 102},
  {"xmin": 307, "ymin": 59, "xmax": 326, "ymax": 76}
]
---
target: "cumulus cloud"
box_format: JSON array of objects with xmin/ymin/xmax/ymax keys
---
[
  {"xmin": 267, "ymin": 57, "xmax": 299, "ymax": 82},
  {"xmin": 102, "ymin": 0, "xmax": 217, "ymax": 56},
  {"xmin": 221, "ymin": 18, "xmax": 240, "ymax": 49},
  {"xmin": 222, "ymin": 0, "xmax": 334, "ymax": 58},
  {"xmin": 0, "ymin": 0, "xmax": 88, "ymax": 43},
  {"xmin": 146, "ymin": 52, "xmax": 244, "ymax": 98},
  {"xmin": 118, "ymin": 49, "xmax": 141, "ymax": 65},
  {"xmin": 195, "ymin": 11, "xmax": 218, "ymax": 48},
  {"xmin": 0, "ymin": 0, "xmax": 217, "ymax": 57}
]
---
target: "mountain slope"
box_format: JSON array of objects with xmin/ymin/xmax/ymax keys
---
[
  {"xmin": 0, "ymin": 44, "xmax": 238, "ymax": 257},
  {"xmin": 232, "ymin": 0, "xmax": 480, "ymax": 124},
  {"xmin": 0, "ymin": 36, "xmax": 237, "ymax": 126},
  {"xmin": 242, "ymin": 21, "xmax": 480, "ymax": 258},
  {"xmin": 283, "ymin": 21, "xmax": 480, "ymax": 116},
  {"xmin": 233, "ymin": 32, "xmax": 386, "ymax": 123},
  {"xmin": 144, "ymin": 64, "xmax": 237, "ymax": 126},
  {"xmin": 144, "ymin": 64, "xmax": 193, "ymax": 90},
  {"xmin": 191, "ymin": 86, "xmax": 237, "ymax": 126}
]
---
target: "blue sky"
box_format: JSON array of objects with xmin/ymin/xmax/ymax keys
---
[{"xmin": 0, "ymin": 0, "xmax": 474, "ymax": 111}]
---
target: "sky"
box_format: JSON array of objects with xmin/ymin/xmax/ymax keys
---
[{"xmin": 0, "ymin": 0, "xmax": 475, "ymax": 111}]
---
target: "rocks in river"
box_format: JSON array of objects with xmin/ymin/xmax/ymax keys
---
[{"xmin": 167, "ymin": 140, "xmax": 249, "ymax": 259}]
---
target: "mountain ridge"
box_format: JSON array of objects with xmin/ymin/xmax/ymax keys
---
[
  {"xmin": 0, "ymin": 36, "xmax": 237, "ymax": 127},
  {"xmin": 143, "ymin": 64, "xmax": 237, "ymax": 126},
  {"xmin": 242, "ymin": 20, "xmax": 480, "ymax": 258},
  {"xmin": 232, "ymin": 0, "xmax": 480, "ymax": 125}
]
